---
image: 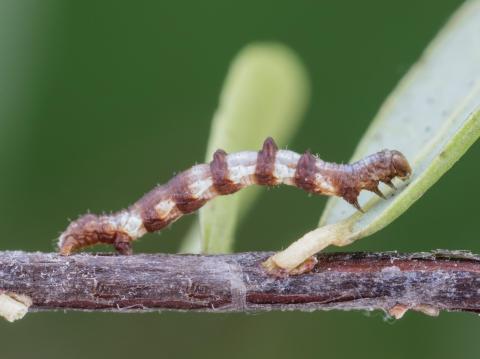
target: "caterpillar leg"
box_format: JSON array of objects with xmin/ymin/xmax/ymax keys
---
[
  {"xmin": 341, "ymin": 188, "xmax": 364, "ymax": 213},
  {"xmin": 113, "ymin": 233, "xmax": 133, "ymax": 255},
  {"xmin": 366, "ymin": 184, "xmax": 387, "ymax": 199},
  {"xmin": 383, "ymin": 179, "xmax": 396, "ymax": 189}
]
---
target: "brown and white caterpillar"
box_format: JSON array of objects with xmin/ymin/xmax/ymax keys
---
[{"xmin": 58, "ymin": 137, "xmax": 411, "ymax": 255}]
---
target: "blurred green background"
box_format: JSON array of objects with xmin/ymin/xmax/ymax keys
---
[{"xmin": 1, "ymin": 0, "xmax": 480, "ymax": 358}]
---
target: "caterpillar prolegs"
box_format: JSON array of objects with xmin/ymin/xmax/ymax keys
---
[{"xmin": 58, "ymin": 137, "xmax": 411, "ymax": 255}]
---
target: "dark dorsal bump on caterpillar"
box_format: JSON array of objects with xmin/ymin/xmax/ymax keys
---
[
  {"xmin": 255, "ymin": 137, "xmax": 278, "ymax": 185},
  {"xmin": 294, "ymin": 150, "xmax": 319, "ymax": 194},
  {"xmin": 210, "ymin": 149, "xmax": 241, "ymax": 195},
  {"xmin": 58, "ymin": 137, "xmax": 412, "ymax": 255}
]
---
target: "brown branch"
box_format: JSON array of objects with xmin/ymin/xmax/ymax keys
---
[{"xmin": 1, "ymin": 250, "xmax": 480, "ymax": 318}]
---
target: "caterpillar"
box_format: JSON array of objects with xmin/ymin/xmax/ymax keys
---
[{"xmin": 58, "ymin": 137, "xmax": 411, "ymax": 255}]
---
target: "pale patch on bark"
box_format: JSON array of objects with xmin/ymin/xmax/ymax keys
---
[{"xmin": 0, "ymin": 292, "xmax": 32, "ymax": 322}]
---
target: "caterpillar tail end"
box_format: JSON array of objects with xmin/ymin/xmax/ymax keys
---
[{"xmin": 57, "ymin": 214, "xmax": 135, "ymax": 256}]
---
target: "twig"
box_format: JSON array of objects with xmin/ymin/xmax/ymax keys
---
[{"xmin": 1, "ymin": 250, "xmax": 480, "ymax": 319}]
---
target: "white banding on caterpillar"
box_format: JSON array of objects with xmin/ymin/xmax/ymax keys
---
[{"xmin": 58, "ymin": 137, "xmax": 411, "ymax": 255}]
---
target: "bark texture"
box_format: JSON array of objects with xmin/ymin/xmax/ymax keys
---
[{"xmin": 1, "ymin": 250, "xmax": 480, "ymax": 317}]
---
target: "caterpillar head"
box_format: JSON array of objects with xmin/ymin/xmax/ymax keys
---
[{"xmin": 390, "ymin": 150, "xmax": 412, "ymax": 180}]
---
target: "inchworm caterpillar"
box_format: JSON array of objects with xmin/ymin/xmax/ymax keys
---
[{"xmin": 58, "ymin": 137, "xmax": 411, "ymax": 255}]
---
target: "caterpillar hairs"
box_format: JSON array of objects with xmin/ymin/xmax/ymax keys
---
[{"xmin": 58, "ymin": 137, "xmax": 411, "ymax": 255}]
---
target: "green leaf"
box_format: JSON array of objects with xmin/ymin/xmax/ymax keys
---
[
  {"xmin": 180, "ymin": 42, "xmax": 310, "ymax": 254},
  {"xmin": 268, "ymin": 0, "xmax": 480, "ymax": 271}
]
